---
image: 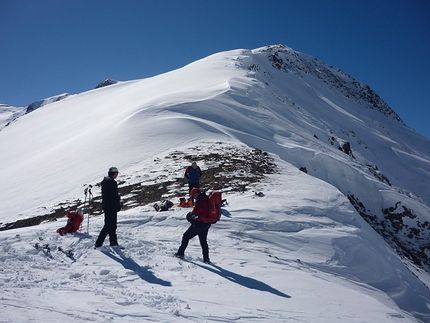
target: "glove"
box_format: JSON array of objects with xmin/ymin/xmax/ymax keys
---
[{"xmin": 186, "ymin": 212, "xmax": 198, "ymax": 223}]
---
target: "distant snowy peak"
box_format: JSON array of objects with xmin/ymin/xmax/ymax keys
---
[
  {"xmin": 0, "ymin": 103, "xmax": 18, "ymax": 109},
  {"xmin": 95, "ymin": 78, "xmax": 119, "ymax": 89},
  {"xmin": 26, "ymin": 93, "xmax": 71, "ymax": 114},
  {"xmin": 0, "ymin": 104, "xmax": 26, "ymax": 130},
  {"xmin": 252, "ymin": 44, "xmax": 404, "ymax": 124},
  {"xmin": 0, "ymin": 94, "xmax": 72, "ymax": 129}
]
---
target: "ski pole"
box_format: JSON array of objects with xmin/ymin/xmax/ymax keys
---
[
  {"xmin": 87, "ymin": 185, "xmax": 93, "ymax": 233},
  {"xmin": 84, "ymin": 185, "xmax": 93, "ymax": 234},
  {"xmin": 81, "ymin": 190, "xmax": 87, "ymax": 232}
]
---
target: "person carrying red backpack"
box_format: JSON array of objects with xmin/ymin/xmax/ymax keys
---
[{"xmin": 175, "ymin": 187, "xmax": 212, "ymax": 263}]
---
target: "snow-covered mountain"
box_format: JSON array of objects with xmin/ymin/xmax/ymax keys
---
[
  {"xmin": 0, "ymin": 104, "xmax": 26, "ymax": 130},
  {"xmin": 25, "ymin": 93, "xmax": 72, "ymax": 113},
  {"xmin": 1, "ymin": 44, "xmax": 430, "ymax": 322},
  {"xmin": 0, "ymin": 93, "xmax": 72, "ymax": 130}
]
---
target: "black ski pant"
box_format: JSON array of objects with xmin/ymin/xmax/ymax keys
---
[
  {"xmin": 177, "ymin": 221, "xmax": 211, "ymax": 260},
  {"xmin": 95, "ymin": 210, "xmax": 118, "ymax": 247},
  {"xmin": 188, "ymin": 182, "xmax": 200, "ymax": 194}
]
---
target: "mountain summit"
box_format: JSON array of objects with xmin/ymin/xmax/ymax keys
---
[
  {"xmin": 1, "ymin": 44, "xmax": 429, "ymax": 322},
  {"xmin": 253, "ymin": 44, "xmax": 403, "ymax": 123}
]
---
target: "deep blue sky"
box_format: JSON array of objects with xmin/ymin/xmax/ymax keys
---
[{"xmin": 1, "ymin": 0, "xmax": 429, "ymax": 139}]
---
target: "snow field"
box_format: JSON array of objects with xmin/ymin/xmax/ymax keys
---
[{"xmin": 1, "ymin": 163, "xmax": 424, "ymax": 322}]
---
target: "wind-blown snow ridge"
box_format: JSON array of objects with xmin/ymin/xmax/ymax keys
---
[{"xmin": 1, "ymin": 44, "xmax": 430, "ymax": 322}]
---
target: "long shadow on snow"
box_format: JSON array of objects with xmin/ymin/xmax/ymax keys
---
[
  {"xmin": 101, "ymin": 248, "xmax": 171, "ymax": 286},
  {"xmin": 195, "ymin": 262, "xmax": 291, "ymax": 299}
]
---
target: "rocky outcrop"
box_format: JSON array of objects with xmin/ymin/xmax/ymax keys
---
[
  {"xmin": 256, "ymin": 44, "xmax": 404, "ymax": 124},
  {"xmin": 95, "ymin": 78, "xmax": 119, "ymax": 89},
  {"xmin": 26, "ymin": 93, "xmax": 71, "ymax": 114}
]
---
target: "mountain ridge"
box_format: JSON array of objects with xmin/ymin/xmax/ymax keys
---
[
  {"xmin": 251, "ymin": 44, "xmax": 404, "ymax": 123},
  {"xmin": 1, "ymin": 43, "xmax": 429, "ymax": 280},
  {"xmin": 1, "ymin": 44, "xmax": 430, "ymax": 322}
]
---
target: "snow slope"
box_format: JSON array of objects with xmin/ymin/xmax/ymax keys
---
[
  {"xmin": 1, "ymin": 45, "xmax": 430, "ymax": 322},
  {"xmin": 2, "ymin": 152, "xmax": 429, "ymax": 322}
]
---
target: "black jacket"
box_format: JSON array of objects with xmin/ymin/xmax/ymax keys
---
[{"xmin": 101, "ymin": 176, "xmax": 121, "ymax": 212}]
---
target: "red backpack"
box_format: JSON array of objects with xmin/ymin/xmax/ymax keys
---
[{"xmin": 207, "ymin": 191, "xmax": 222, "ymax": 223}]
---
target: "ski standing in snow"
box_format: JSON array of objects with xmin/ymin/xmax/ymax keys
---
[
  {"xmin": 95, "ymin": 167, "xmax": 122, "ymax": 249},
  {"xmin": 83, "ymin": 184, "xmax": 93, "ymax": 233}
]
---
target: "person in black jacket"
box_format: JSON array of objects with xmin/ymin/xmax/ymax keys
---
[{"xmin": 95, "ymin": 167, "xmax": 122, "ymax": 248}]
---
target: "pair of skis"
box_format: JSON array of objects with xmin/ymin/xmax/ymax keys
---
[{"xmin": 34, "ymin": 242, "xmax": 75, "ymax": 261}]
